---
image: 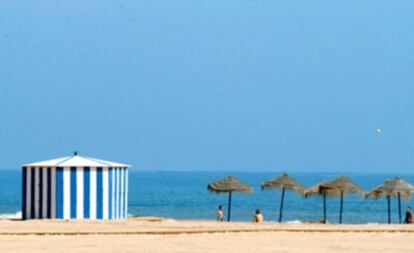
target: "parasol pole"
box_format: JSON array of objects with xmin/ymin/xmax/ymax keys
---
[
  {"xmin": 227, "ymin": 191, "xmax": 232, "ymax": 222},
  {"xmin": 323, "ymin": 193, "xmax": 327, "ymax": 222},
  {"xmin": 339, "ymin": 190, "xmax": 344, "ymax": 224},
  {"xmin": 398, "ymin": 192, "xmax": 402, "ymax": 224},
  {"xmin": 279, "ymin": 187, "xmax": 285, "ymax": 223},
  {"xmin": 387, "ymin": 195, "xmax": 391, "ymax": 224}
]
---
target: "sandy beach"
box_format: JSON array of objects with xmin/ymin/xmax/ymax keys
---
[{"xmin": 1, "ymin": 218, "xmax": 414, "ymax": 253}]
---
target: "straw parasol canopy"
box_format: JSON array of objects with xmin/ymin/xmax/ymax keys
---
[
  {"xmin": 323, "ymin": 176, "xmax": 364, "ymax": 195},
  {"xmin": 262, "ymin": 173, "xmax": 305, "ymax": 192},
  {"xmin": 208, "ymin": 176, "xmax": 253, "ymax": 221},
  {"xmin": 261, "ymin": 173, "xmax": 305, "ymax": 222},
  {"xmin": 208, "ymin": 176, "xmax": 253, "ymax": 193},
  {"xmin": 304, "ymin": 176, "xmax": 363, "ymax": 223},
  {"xmin": 365, "ymin": 177, "xmax": 414, "ymax": 224}
]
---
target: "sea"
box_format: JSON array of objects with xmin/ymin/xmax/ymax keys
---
[{"xmin": 0, "ymin": 170, "xmax": 412, "ymax": 224}]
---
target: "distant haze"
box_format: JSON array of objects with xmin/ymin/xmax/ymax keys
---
[{"xmin": 1, "ymin": 1, "xmax": 414, "ymax": 172}]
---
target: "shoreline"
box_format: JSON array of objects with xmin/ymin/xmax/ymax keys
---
[{"xmin": 1, "ymin": 218, "xmax": 414, "ymax": 235}]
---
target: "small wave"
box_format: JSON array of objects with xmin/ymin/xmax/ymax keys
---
[
  {"xmin": 0, "ymin": 211, "xmax": 22, "ymax": 219},
  {"xmin": 285, "ymin": 220, "xmax": 302, "ymax": 224}
]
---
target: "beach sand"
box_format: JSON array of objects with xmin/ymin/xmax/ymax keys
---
[{"xmin": 1, "ymin": 218, "xmax": 414, "ymax": 253}]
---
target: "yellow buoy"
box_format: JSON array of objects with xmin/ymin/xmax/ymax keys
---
[{"xmin": 376, "ymin": 129, "xmax": 382, "ymax": 134}]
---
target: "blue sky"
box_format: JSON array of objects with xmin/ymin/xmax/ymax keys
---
[{"xmin": 1, "ymin": 1, "xmax": 414, "ymax": 172}]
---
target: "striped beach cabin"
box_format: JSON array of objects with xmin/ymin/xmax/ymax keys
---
[{"xmin": 22, "ymin": 154, "xmax": 130, "ymax": 220}]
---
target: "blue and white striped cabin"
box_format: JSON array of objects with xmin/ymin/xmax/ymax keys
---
[{"xmin": 22, "ymin": 154, "xmax": 130, "ymax": 220}]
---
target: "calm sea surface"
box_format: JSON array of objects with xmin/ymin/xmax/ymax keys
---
[{"xmin": 0, "ymin": 170, "xmax": 413, "ymax": 224}]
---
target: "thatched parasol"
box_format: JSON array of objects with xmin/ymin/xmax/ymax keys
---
[
  {"xmin": 304, "ymin": 176, "xmax": 363, "ymax": 223},
  {"xmin": 208, "ymin": 176, "xmax": 253, "ymax": 222},
  {"xmin": 365, "ymin": 177, "xmax": 414, "ymax": 224},
  {"xmin": 261, "ymin": 173, "xmax": 305, "ymax": 222},
  {"xmin": 304, "ymin": 180, "xmax": 329, "ymax": 222}
]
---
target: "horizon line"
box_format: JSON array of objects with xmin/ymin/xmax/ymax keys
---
[{"xmin": 0, "ymin": 168, "xmax": 413, "ymax": 175}]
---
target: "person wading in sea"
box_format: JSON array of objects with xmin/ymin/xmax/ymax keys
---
[
  {"xmin": 405, "ymin": 206, "xmax": 413, "ymax": 224},
  {"xmin": 216, "ymin": 205, "xmax": 224, "ymax": 221},
  {"xmin": 253, "ymin": 208, "xmax": 264, "ymax": 223}
]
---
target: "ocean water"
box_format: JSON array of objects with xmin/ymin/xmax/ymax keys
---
[{"xmin": 1, "ymin": 170, "xmax": 413, "ymax": 224}]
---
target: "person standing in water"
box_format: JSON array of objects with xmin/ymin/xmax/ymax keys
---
[
  {"xmin": 217, "ymin": 205, "xmax": 224, "ymax": 221},
  {"xmin": 253, "ymin": 208, "xmax": 264, "ymax": 223},
  {"xmin": 405, "ymin": 206, "xmax": 413, "ymax": 224}
]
